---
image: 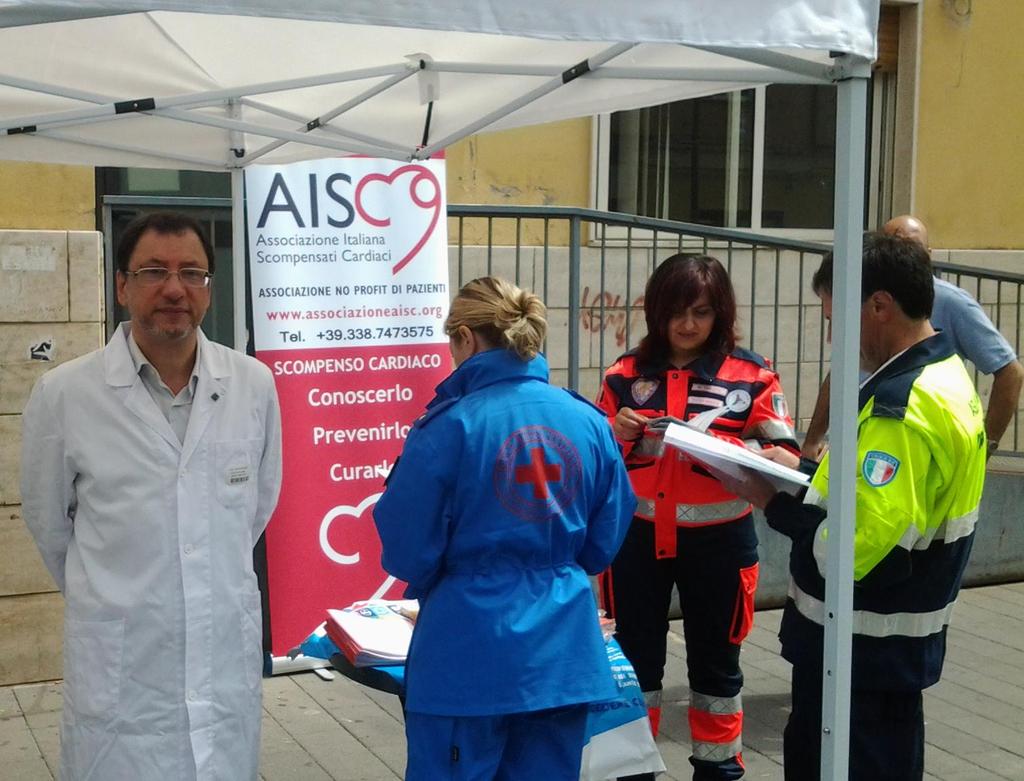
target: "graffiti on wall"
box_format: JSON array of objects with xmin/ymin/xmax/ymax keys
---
[{"xmin": 578, "ymin": 285, "xmax": 646, "ymax": 350}]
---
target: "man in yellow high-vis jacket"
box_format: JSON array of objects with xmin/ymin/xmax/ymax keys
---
[{"xmin": 716, "ymin": 233, "xmax": 987, "ymax": 780}]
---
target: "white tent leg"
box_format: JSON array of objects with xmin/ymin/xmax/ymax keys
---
[
  {"xmin": 821, "ymin": 56, "xmax": 871, "ymax": 781},
  {"xmin": 232, "ymin": 168, "xmax": 247, "ymax": 352}
]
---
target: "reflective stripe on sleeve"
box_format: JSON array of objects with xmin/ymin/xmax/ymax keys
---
[
  {"xmin": 744, "ymin": 419, "xmax": 796, "ymax": 441},
  {"xmin": 804, "ymin": 484, "xmax": 826, "ymax": 509},
  {"xmin": 895, "ymin": 508, "xmax": 979, "ymax": 551},
  {"xmin": 788, "ymin": 580, "xmax": 956, "ymax": 638}
]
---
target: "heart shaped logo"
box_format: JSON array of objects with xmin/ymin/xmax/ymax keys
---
[
  {"xmin": 318, "ymin": 492, "xmax": 402, "ymax": 600},
  {"xmin": 354, "ymin": 164, "xmax": 441, "ymax": 275}
]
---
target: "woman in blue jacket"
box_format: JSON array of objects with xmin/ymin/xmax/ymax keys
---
[{"xmin": 374, "ymin": 276, "xmax": 636, "ymax": 780}]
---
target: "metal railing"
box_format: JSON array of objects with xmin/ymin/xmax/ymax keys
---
[
  {"xmin": 100, "ymin": 196, "xmax": 1024, "ymax": 455},
  {"xmin": 448, "ymin": 205, "xmax": 1024, "ymax": 456},
  {"xmin": 933, "ymin": 261, "xmax": 1024, "ymax": 455}
]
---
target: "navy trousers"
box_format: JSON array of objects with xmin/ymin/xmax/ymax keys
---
[
  {"xmin": 605, "ymin": 515, "xmax": 758, "ymax": 781},
  {"xmin": 784, "ymin": 661, "xmax": 925, "ymax": 780},
  {"xmin": 404, "ymin": 704, "xmax": 589, "ymax": 781}
]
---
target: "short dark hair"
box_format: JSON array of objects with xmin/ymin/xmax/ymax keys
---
[
  {"xmin": 811, "ymin": 232, "xmax": 934, "ymax": 319},
  {"xmin": 638, "ymin": 253, "xmax": 737, "ymax": 364},
  {"xmin": 116, "ymin": 212, "xmax": 215, "ymax": 274}
]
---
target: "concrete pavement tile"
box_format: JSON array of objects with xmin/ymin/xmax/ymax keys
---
[
  {"xmin": 292, "ymin": 673, "xmax": 406, "ymax": 776},
  {"xmin": 950, "ymin": 600, "xmax": 1024, "ymax": 643},
  {"xmin": 925, "ymin": 694, "xmax": 1024, "ymax": 755},
  {"xmin": 957, "ymin": 587, "xmax": 1024, "ymax": 612},
  {"xmin": 652, "ymin": 729, "xmax": 695, "ymax": 779},
  {"xmin": 959, "ymin": 749, "xmax": 1024, "ymax": 780},
  {"xmin": 941, "ymin": 645, "xmax": 1024, "ymax": 689},
  {"xmin": 937, "ymin": 770, "xmax": 1014, "ymax": 781},
  {"xmin": 743, "ymin": 692, "xmax": 791, "ymax": 736},
  {"xmin": 355, "ymin": 685, "xmax": 405, "ymax": 724},
  {"xmin": 260, "ymin": 710, "xmax": 333, "ymax": 781},
  {"xmin": 22, "ymin": 708, "xmax": 59, "ymax": 777},
  {"xmin": 13, "ymin": 684, "xmax": 61, "ymax": 715},
  {"xmin": 926, "ymin": 677, "xmax": 1024, "ymax": 729},
  {"xmin": 0, "ymin": 715, "xmax": 52, "ymax": 780},
  {"xmin": 927, "ymin": 743, "xmax": 992, "ymax": 775},
  {"xmin": 926, "ymin": 718, "xmax": 997, "ymax": 757},
  {"xmin": 754, "ymin": 610, "xmax": 782, "ymax": 632},
  {"xmin": 0, "ymin": 687, "xmax": 20, "ymax": 720},
  {"xmin": 945, "ymin": 632, "xmax": 1024, "ymax": 673},
  {"xmin": 939, "ymin": 659, "xmax": 1024, "ymax": 711},
  {"xmin": 262, "ymin": 675, "xmax": 399, "ymax": 780},
  {"xmin": 741, "ymin": 655, "xmax": 792, "ymax": 680}
]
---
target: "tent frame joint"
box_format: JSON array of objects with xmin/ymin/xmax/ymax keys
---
[
  {"xmin": 828, "ymin": 54, "xmax": 872, "ymax": 83},
  {"xmin": 114, "ymin": 97, "xmax": 156, "ymax": 114},
  {"xmin": 562, "ymin": 58, "xmax": 592, "ymax": 84}
]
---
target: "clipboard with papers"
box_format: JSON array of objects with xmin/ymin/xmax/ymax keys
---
[{"xmin": 663, "ymin": 422, "xmax": 810, "ymax": 494}]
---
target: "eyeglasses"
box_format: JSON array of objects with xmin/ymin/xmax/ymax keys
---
[{"xmin": 125, "ymin": 267, "xmax": 212, "ymax": 288}]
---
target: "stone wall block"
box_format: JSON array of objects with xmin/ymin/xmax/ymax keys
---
[
  {"xmin": 68, "ymin": 231, "xmax": 104, "ymax": 323},
  {"xmin": 0, "ymin": 414, "xmax": 21, "ymax": 507},
  {"xmin": 0, "ymin": 231, "xmax": 68, "ymax": 322},
  {"xmin": 0, "ymin": 322, "xmax": 105, "ymax": 415},
  {"xmin": 0, "ymin": 593, "xmax": 64, "ymax": 686},
  {"xmin": 0, "ymin": 507, "xmax": 55, "ymax": 597}
]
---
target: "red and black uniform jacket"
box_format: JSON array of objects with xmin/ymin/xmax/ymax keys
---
[{"xmin": 597, "ymin": 348, "xmax": 799, "ymax": 559}]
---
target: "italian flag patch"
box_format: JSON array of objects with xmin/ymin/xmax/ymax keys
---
[{"xmin": 862, "ymin": 450, "xmax": 900, "ymax": 487}]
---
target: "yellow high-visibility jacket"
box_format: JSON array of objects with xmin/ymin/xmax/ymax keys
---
[{"xmin": 765, "ymin": 333, "xmax": 986, "ymax": 690}]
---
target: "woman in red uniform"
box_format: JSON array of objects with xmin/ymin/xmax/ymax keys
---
[{"xmin": 597, "ymin": 254, "xmax": 798, "ymax": 781}]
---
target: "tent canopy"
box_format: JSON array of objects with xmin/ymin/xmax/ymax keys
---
[
  {"xmin": 0, "ymin": 1, "xmax": 878, "ymax": 170},
  {"xmin": 0, "ymin": 4, "xmax": 878, "ymax": 778}
]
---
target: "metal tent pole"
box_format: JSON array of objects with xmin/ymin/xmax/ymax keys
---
[
  {"xmin": 231, "ymin": 167, "xmax": 247, "ymax": 352},
  {"xmin": 821, "ymin": 54, "xmax": 871, "ymax": 781}
]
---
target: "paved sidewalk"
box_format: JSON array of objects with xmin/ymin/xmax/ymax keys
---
[{"xmin": 3, "ymin": 583, "xmax": 1024, "ymax": 780}]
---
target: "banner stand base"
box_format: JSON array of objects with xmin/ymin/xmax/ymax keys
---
[{"xmin": 270, "ymin": 654, "xmax": 333, "ymax": 676}]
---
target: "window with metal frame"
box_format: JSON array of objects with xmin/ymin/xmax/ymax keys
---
[{"xmin": 596, "ymin": 84, "xmax": 841, "ymax": 239}]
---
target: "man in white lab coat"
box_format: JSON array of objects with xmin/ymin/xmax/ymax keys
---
[{"xmin": 20, "ymin": 212, "xmax": 282, "ymax": 780}]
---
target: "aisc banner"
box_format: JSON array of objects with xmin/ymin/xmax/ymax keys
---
[{"xmin": 245, "ymin": 158, "xmax": 450, "ymax": 655}]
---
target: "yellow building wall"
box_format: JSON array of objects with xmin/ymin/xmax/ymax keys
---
[
  {"xmin": 0, "ymin": 163, "xmax": 95, "ymax": 230},
  {"xmin": 915, "ymin": 1, "xmax": 1024, "ymax": 249},
  {"xmin": 446, "ymin": 117, "xmax": 592, "ymax": 246}
]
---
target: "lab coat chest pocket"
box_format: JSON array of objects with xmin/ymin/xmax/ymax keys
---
[
  {"xmin": 63, "ymin": 616, "xmax": 124, "ymax": 719},
  {"xmin": 214, "ymin": 439, "xmax": 262, "ymax": 508}
]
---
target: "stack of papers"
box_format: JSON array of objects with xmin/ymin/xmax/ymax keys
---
[
  {"xmin": 663, "ymin": 422, "xmax": 810, "ymax": 494},
  {"xmin": 325, "ymin": 599, "xmax": 418, "ymax": 667}
]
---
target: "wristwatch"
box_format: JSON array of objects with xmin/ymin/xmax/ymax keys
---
[{"xmin": 987, "ymin": 439, "xmax": 1000, "ymax": 457}]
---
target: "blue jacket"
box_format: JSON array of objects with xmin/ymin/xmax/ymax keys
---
[{"xmin": 373, "ymin": 349, "xmax": 635, "ymax": 715}]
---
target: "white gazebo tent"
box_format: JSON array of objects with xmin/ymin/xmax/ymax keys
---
[{"xmin": 0, "ymin": 2, "xmax": 878, "ymax": 777}]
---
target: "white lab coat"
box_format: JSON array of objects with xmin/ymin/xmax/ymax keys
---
[{"xmin": 20, "ymin": 324, "xmax": 282, "ymax": 781}]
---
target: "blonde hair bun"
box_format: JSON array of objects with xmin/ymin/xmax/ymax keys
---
[{"xmin": 445, "ymin": 277, "xmax": 547, "ymax": 361}]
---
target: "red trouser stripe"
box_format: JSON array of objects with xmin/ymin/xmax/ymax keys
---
[
  {"xmin": 688, "ymin": 708, "xmax": 742, "ymax": 744},
  {"xmin": 648, "ymin": 706, "xmax": 661, "ymax": 737}
]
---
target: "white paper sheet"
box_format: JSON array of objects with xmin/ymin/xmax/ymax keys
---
[{"xmin": 663, "ymin": 422, "xmax": 810, "ymax": 494}]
